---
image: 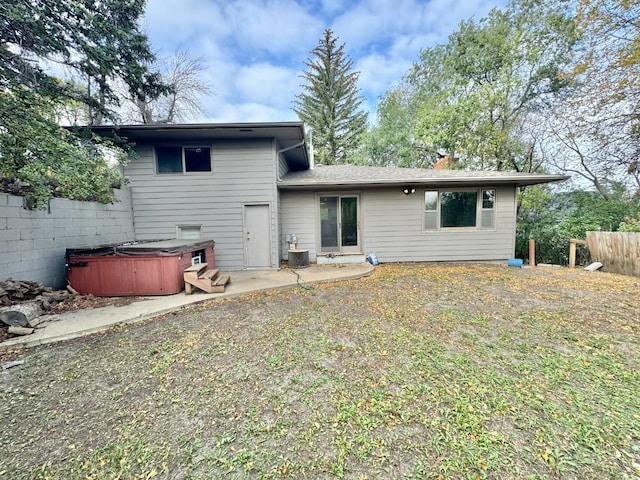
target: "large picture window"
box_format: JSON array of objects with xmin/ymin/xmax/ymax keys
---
[
  {"xmin": 424, "ymin": 189, "xmax": 496, "ymax": 231},
  {"xmin": 156, "ymin": 146, "xmax": 211, "ymax": 174}
]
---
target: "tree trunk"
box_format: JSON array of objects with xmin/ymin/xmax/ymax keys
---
[{"xmin": 0, "ymin": 301, "xmax": 43, "ymax": 326}]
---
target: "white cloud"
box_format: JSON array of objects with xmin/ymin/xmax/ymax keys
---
[
  {"xmin": 331, "ymin": 0, "xmax": 429, "ymax": 52},
  {"xmin": 188, "ymin": 58, "xmax": 302, "ymax": 122},
  {"xmin": 143, "ymin": 0, "xmax": 230, "ymax": 53},
  {"xmin": 319, "ymin": 0, "xmax": 345, "ymax": 15},
  {"xmin": 142, "ymin": 0, "xmax": 509, "ymax": 123},
  {"xmin": 208, "ymin": 102, "xmax": 297, "ymax": 123},
  {"xmin": 332, "ymin": 0, "xmax": 503, "ymax": 52},
  {"xmin": 355, "ymin": 53, "xmax": 412, "ymax": 99},
  {"xmin": 145, "ymin": 0, "xmax": 322, "ymax": 58},
  {"xmin": 222, "ymin": 0, "xmax": 322, "ymax": 56},
  {"xmin": 235, "ymin": 63, "xmax": 301, "ymax": 108}
]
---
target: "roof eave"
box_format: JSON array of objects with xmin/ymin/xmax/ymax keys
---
[
  {"xmin": 277, "ymin": 175, "xmax": 569, "ymax": 189},
  {"xmin": 88, "ymin": 122, "xmax": 310, "ymax": 171},
  {"xmin": 90, "ymin": 121, "xmax": 306, "ymax": 133}
]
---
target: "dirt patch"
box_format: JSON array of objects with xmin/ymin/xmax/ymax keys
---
[
  {"xmin": 0, "ymin": 264, "xmax": 639, "ymax": 479},
  {"xmin": 48, "ymin": 293, "xmax": 144, "ymax": 313},
  {"xmin": 0, "ymin": 294, "xmax": 145, "ymax": 343}
]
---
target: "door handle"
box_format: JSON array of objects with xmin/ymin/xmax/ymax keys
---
[{"xmin": 247, "ymin": 231, "xmax": 250, "ymax": 240}]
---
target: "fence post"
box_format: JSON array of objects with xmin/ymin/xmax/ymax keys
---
[
  {"xmin": 529, "ymin": 239, "xmax": 536, "ymax": 267},
  {"xmin": 569, "ymin": 240, "xmax": 576, "ymax": 268},
  {"xmin": 569, "ymin": 239, "xmax": 587, "ymax": 268}
]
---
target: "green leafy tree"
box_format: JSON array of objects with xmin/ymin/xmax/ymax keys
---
[
  {"xmin": 354, "ymin": 85, "xmax": 433, "ymax": 167},
  {"xmin": 0, "ymin": 0, "xmax": 166, "ymax": 207},
  {"xmin": 293, "ymin": 29, "xmax": 368, "ymax": 165},
  {"xmin": 0, "ymin": 89, "xmax": 129, "ymax": 207},
  {"xmin": 547, "ymin": 0, "xmax": 640, "ymax": 197},
  {"xmin": 619, "ymin": 212, "xmax": 640, "ymax": 232},
  {"xmin": 363, "ymin": 0, "xmax": 576, "ymax": 171}
]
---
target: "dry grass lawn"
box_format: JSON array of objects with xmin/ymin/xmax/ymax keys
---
[{"xmin": 1, "ymin": 263, "xmax": 639, "ymax": 479}]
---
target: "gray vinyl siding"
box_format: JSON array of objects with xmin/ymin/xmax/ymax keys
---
[
  {"xmin": 125, "ymin": 139, "xmax": 279, "ymax": 270},
  {"xmin": 277, "ymin": 150, "xmax": 289, "ymax": 179},
  {"xmin": 279, "ymin": 190, "xmax": 316, "ymax": 261},
  {"xmin": 279, "ymin": 185, "xmax": 517, "ymax": 263},
  {"xmin": 363, "ymin": 186, "xmax": 516, "ymax": 262}
]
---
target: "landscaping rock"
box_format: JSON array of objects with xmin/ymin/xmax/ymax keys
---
[{"xmin": 0, "ymin": 310, "xmax": 28, "ymax": 327}]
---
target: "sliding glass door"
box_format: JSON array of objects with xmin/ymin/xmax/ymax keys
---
[{"xmin": 319, "ymin": 195, "xmax": 360, "ymax": 253}]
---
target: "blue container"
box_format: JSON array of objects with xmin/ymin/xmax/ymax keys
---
[
  {"xmin": 366, "ymin": 253, "xmax": 379, "ymax": 266},
  {"xmin": 507, "ymin": 258, "xmax": 523, "ymax": 268}
]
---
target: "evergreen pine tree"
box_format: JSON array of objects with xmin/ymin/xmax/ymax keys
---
[
  {"xmin": 293, "ymin": 29, "xmax": 368, "ymax": 165},
  {"xmin": 0, "ymin": 0, "xmax": 168, "ymax": 207}
]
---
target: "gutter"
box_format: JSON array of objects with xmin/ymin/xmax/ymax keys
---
[
  {"xmin": 278, "ymin": 175, "xmax": 570, "ymax": 189},
  {"xmin": 276, "ymin": 138, "xmax": 306, "ymax": 155}
]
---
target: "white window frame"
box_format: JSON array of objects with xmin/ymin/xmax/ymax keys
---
[
  {"xmin": 480, "ymin": 189, "xmax": 496, "ymax": 230},
  {"xmin": 176, "ymin": 224, "xmax": 203, "ymax": 240},
  {"xmin": 154, "ymin": 145, "xmax": 212, "ymax": 174},
  {"xmin": 316, "ymin": 192, "xmax": 362, "ymax": 254},
  {"xmin": 423, "ymin": 188, "xmax": 496, "ymax": 232}
]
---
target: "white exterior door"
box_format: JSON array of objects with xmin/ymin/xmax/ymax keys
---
[{"xmin": 244, "ymin": 204, "xmax": 272, "ymax": 268}]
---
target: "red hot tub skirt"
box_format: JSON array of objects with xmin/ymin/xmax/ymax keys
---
[{"xmin": 66, "ymin": 239, "xmax": 215, "ymax": 296}]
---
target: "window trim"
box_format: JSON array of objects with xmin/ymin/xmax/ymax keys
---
[
  {"xmin": 423, "ymin": 187, "xmax": 497, "ymax": 232},
  {"xmin": 176, "ymin": 224, "xmax": 203, "ymax": 240},
  {"xmin": 154, "ymin": 145, "xmax": 212, "ymax": 175}
]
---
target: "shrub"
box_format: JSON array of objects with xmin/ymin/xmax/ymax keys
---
[
  {"xmin": 619, "ymin": 212, "xmax": 640, "ymax": 232},
  {"xmin": 516, "ymin": 186, "xmax": 640, "ymax": 265}
]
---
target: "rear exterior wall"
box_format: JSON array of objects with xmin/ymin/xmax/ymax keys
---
[
  {"xmin": 125, "ymin": 139, "xmax": 279, "ymax": 270},
  {"xmin": 279, "ymin": 185, "xmax": 517, "ymax": 263}
]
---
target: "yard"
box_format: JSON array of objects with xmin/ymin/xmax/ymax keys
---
[{"xmin": 1, "ymin": 264, "xmax": 639, "ymax": 479}]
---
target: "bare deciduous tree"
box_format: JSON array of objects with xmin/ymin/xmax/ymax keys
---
[{"xmin": 124, "ymin": 50, "xmax": 213, "ymax": 124}]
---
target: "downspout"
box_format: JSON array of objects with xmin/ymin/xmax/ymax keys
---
[
  {"xmin": 276, "ymin": 129, "xmax": 313, "ymax": 170},
  {"xmin": 275, "ymin": 136, "xmax": 308, "ymax": 267},
  {"xmin": 307, "ymin": 128, "xmax": 314, "ymax": 169}
]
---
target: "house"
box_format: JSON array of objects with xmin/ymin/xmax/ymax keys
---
[{"xmin": 93, "ymin": 122, "xmax": 567, "ymax": 270}]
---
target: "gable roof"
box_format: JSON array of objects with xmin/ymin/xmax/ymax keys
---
[
  {"xmin": 278, "ymin": 164, "xmax": 568, "ymax": 189},
  {"xmin": 91, "ymin": 122, "xmax": 309, "ymax": 171}
]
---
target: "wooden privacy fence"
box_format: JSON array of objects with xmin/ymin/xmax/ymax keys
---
[{"xmin": 586, "ymin": 231, "xmax": 640, "ymax": 277}]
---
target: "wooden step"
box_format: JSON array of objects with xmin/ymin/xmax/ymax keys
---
[
  {"xmin": 212, "ymin": 275, "xmax": 229, "ymax": 286},
  {"xmin": 200, "ymin": 268, "xmax": 219, "ymax": 280},
  {"xmin": 184, "ymin": 262, "xmax": 208, "ymax": 273},
  {"xmin": 209, "ymin": 275, "xmax": 230, "ymax": 293},
  {"xmin": 184, "ymin": 266, "xmax": 230, "ymax": 294}
]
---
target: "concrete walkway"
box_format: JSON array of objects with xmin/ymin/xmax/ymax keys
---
[{"xmin": 0, "ymin": 264, "xmax": 374, "ymax": 350}]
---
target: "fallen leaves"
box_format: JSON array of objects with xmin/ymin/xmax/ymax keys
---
[{"xmin": 1, "ymin": 264, "xmax": 639, "ymax": 479}]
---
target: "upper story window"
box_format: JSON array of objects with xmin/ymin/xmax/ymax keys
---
[
  {"xmin": 156, "ymin": 146, "xmax": 211, "ymax": 174},
  {"xmin": 424, "ymin": 188, "xmax": 496, "ymax": 231}
]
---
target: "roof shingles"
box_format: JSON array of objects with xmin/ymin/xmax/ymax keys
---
[{"xmin": 278, "ymin": 164, "xmax": 567, "ymax": 188}]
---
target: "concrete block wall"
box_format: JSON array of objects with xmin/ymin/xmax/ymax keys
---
[{"xmin": 0, "ymin": 189, "xmax": 135, "ymax": 288}]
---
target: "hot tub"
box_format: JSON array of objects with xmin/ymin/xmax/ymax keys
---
[{"xmin": 66, "ymin": 239, "xmax": 215, "ymax": 296}]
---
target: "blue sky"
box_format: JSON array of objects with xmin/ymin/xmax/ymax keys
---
[{"xmin": 142, "ymin": 0, "xmax": 507, "ymax": 124}]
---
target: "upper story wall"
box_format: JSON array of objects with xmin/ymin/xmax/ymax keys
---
[
  {"xmin": 277, "ymin": 149, "xmax": 290, "ymax": 179},
  {"xmin": 124, "ymin": 138, "xmax": 279, "ymax": 270}
]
